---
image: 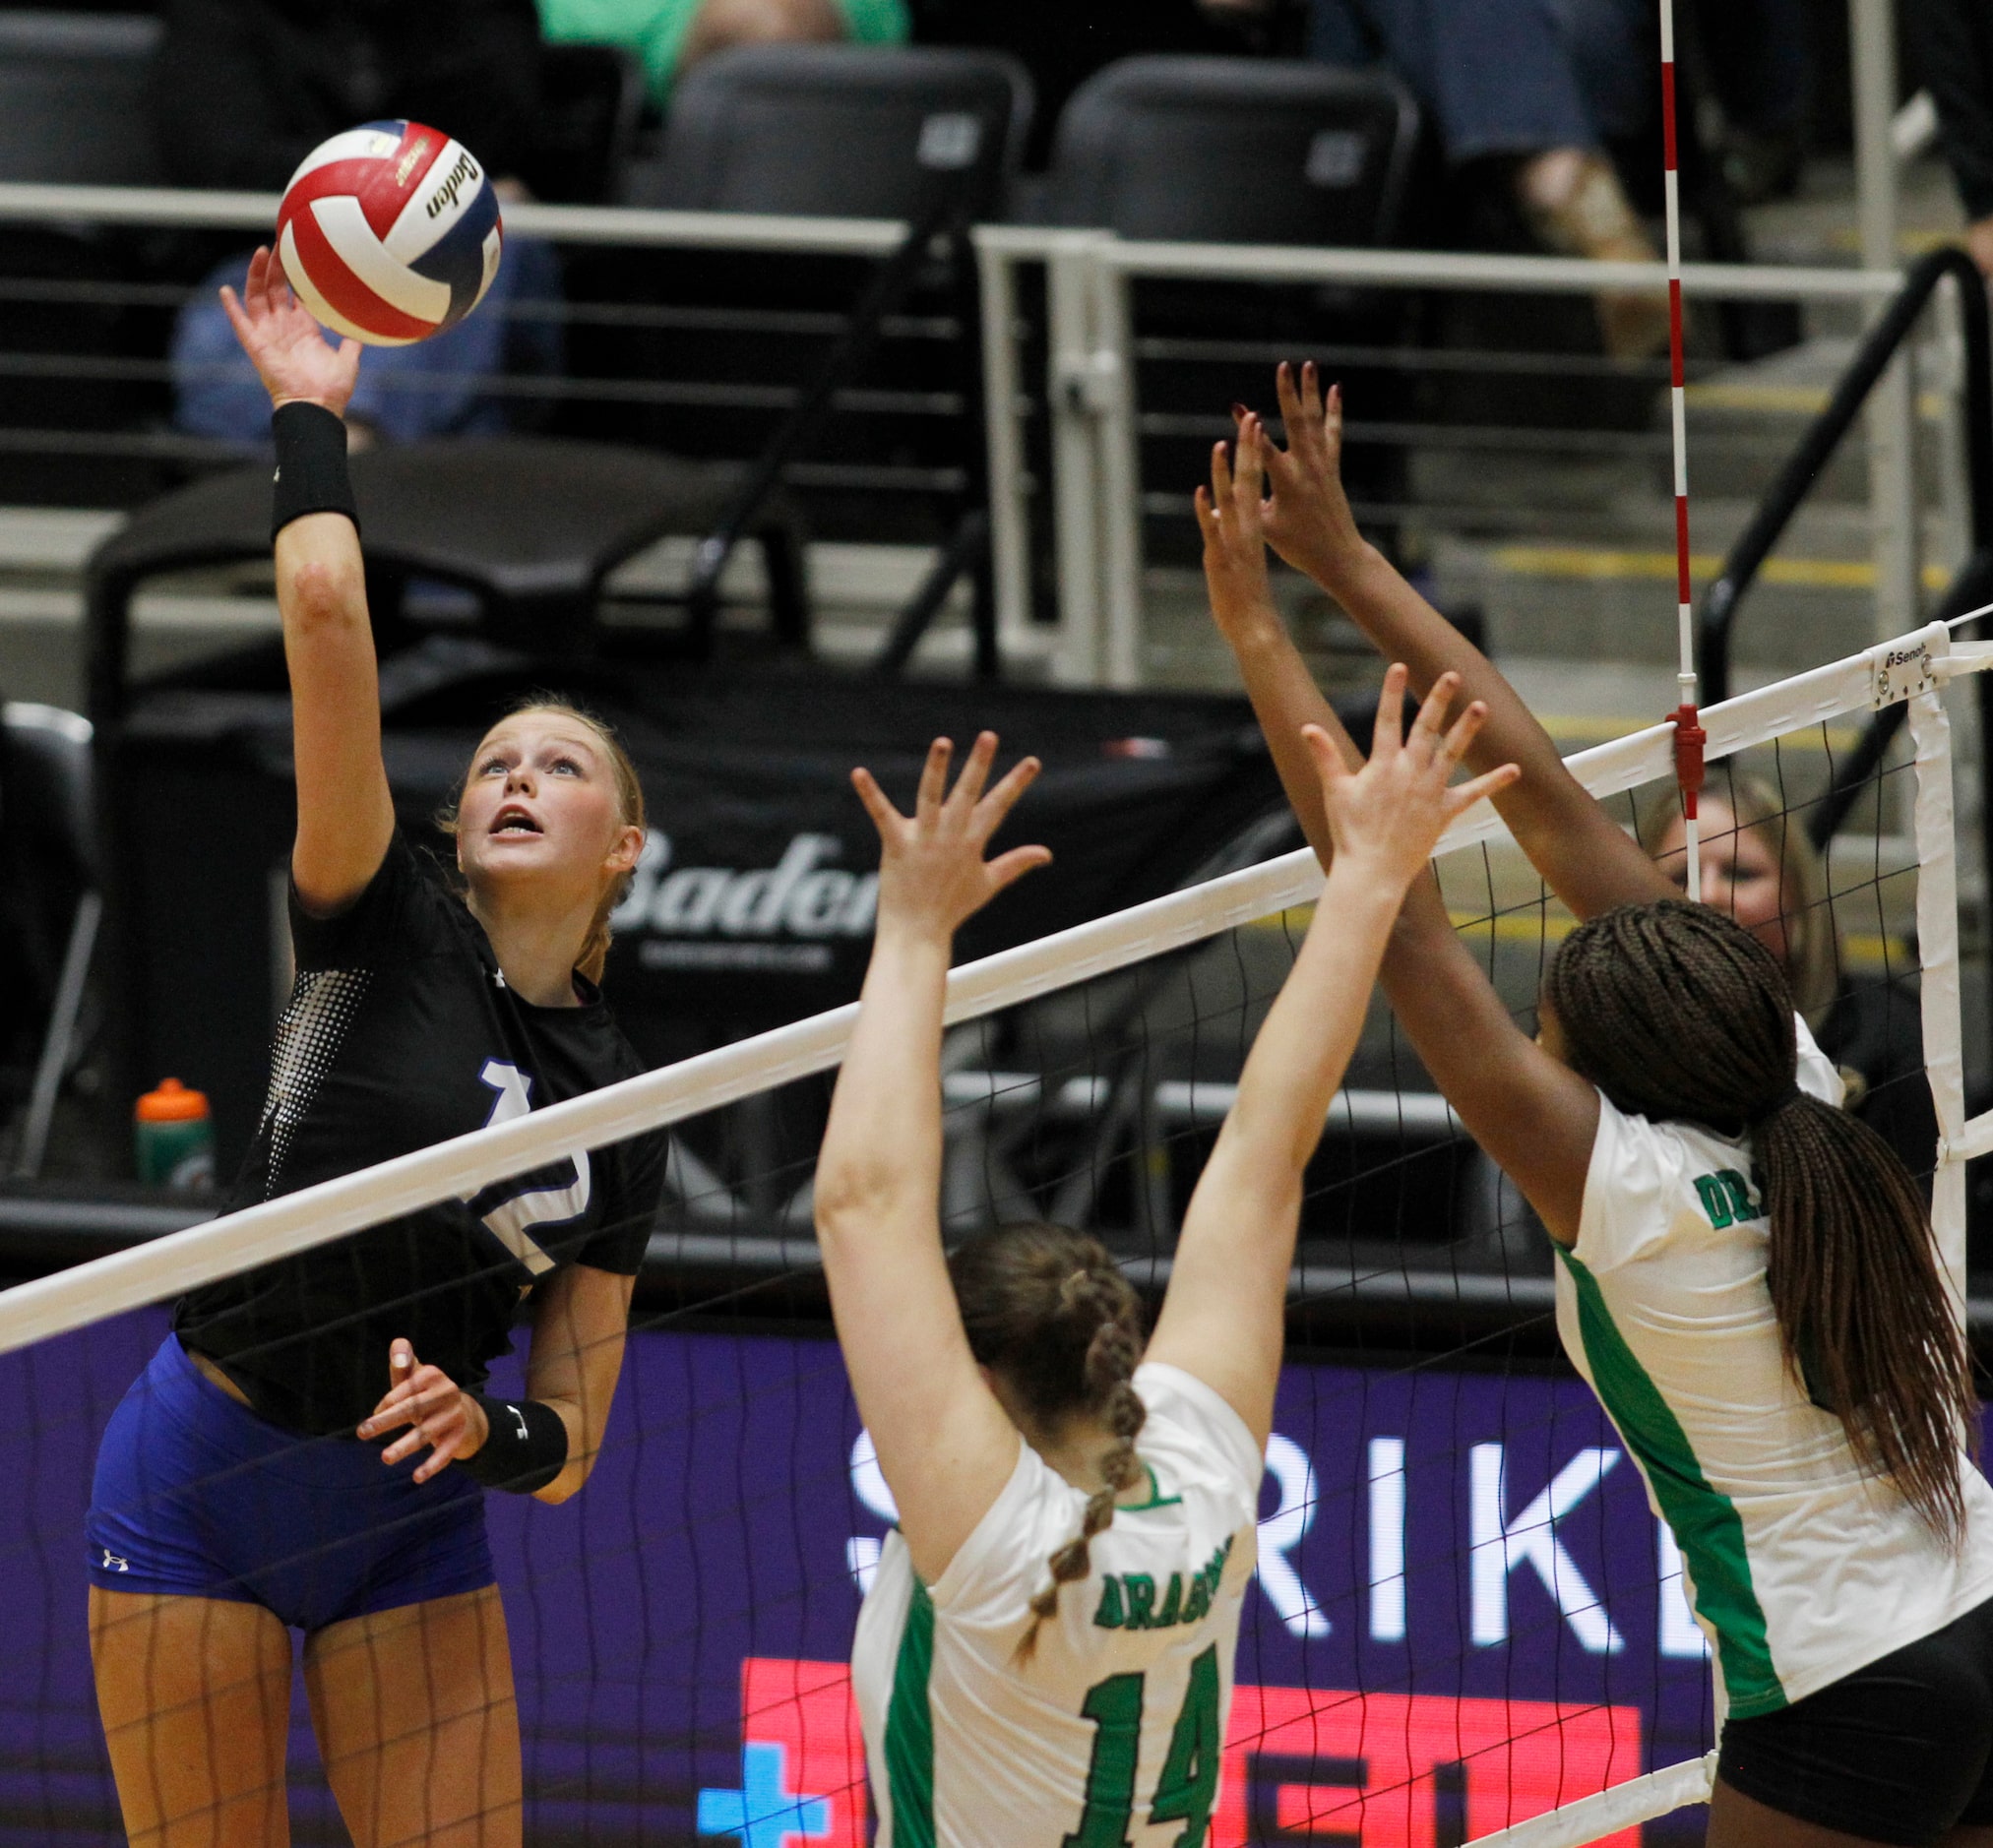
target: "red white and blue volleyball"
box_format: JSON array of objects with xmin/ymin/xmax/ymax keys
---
[{"xmin": 276, "ymin": 121, "xmax": 502, "ymax": 347}]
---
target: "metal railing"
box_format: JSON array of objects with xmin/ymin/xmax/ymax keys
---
[
  {"xmin": 1687, "ymin": 246, "xmax": 1993, "ymax": 1075},
  {"xmin": 972, "ymin": 225, "xmax": 1907, "ymax": 688},
  {"xmin": 0, "ymin": 181, "xmax": 1924, "ymax": 690}
]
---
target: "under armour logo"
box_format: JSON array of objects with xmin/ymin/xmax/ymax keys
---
[
  {"xmin": 511, "ymin": 1404, "xmax": 529, "ymax": 1441},
  {"xmin": 101, "ymin": 1550, "xmax": 129, "ymax": 1572}
]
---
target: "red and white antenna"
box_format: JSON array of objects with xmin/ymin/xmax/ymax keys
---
[{"xmin": 1659, "ymin": 0, "xmax": 1705, "ymax": 899}]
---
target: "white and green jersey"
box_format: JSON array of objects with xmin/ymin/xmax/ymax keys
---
[
  {"xmin": 850, "ymin": 1362, "xmax": 1262, "ymax": 1848},
  {"xmin": 1556, "ymin": 1018, "xmax": 1993, "ymax": 1721}
]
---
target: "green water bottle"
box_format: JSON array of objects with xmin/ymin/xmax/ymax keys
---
[{"xmin": 135, "ymin": 1078, "xmax": 215, "ymax": 1192}]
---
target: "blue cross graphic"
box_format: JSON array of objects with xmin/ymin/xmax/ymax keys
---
[{"xmin": 697, "ymin": 1741, "xmax": 832, "ymax": 1848}]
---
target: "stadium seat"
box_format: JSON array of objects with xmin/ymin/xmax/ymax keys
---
[
  {"xmin": 524, "ymin": 41, "xmax": 650, "ymax": 207},
  {"xmin": 1045, "ymin": 55, "xmax": 1418, "ymax": 246},
  {"xmin": 588, "ymin": 43, "xmax": 1033, "ymax": 662},
  {"xmin": 0, "ymin": 10, "xmax": 161, "ymax": 188},
  {"xmin": 83, "ymin": 438, "xmax": 811, "ymax": 714},
  {"xmin": 0, "ymin": 702, "xmax": 99, "ymax": 1179},
  {"xmin": 630, "ymin": 42, "xmax": 1032, "ymax": 221},
  {"xmin": 1039, "ymin": 56, "xmax": 1422, "ymax": 569},
  {"xmin": 0, "ymin": 12, "xmax": 168, "ymax": 504}
]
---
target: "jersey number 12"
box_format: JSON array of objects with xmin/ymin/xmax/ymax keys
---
[
  {"xmin": 1065, "ymin": 1644, "xmax": 1221, "ymax": 1848},
  {"xmin": 468, "ymin": 1059, "xmax": 592, "ymax": 1276}
]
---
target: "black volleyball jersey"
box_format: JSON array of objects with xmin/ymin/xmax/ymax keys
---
[{"xmin": 175, "ymin": 830, "xmax": 666, "ymax": 1436}]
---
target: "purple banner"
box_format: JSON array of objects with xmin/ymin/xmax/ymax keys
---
[{"xmin": 3, "ymin": 1311, "xmax": 1747, "ymax": 1845}]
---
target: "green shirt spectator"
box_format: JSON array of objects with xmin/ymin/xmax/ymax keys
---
[{"xmin": 537, "ymin": 0, "xmax": 908, "ymax": 102}]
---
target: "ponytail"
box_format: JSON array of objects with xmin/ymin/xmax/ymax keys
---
[
  {"xmin": 947, "ymin": 1225, "xmax": 1150, "ymax": 1659},
  {"xmin": 1753, "ymin": 1091, "xmax": 1974, "ymax": 1545},
  {"xmin": 1019, "ymin": 1273, "xmax": 1148, "ymax": 1659},
  {"xmin": 1544, "ymin": 899, "xmax": 1977, "ymax": 1547}
]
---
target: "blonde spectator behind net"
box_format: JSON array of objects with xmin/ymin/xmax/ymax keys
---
[{"xmin": 1637, "ymin": 768, "xmax": 1839, "ymax": 1025}]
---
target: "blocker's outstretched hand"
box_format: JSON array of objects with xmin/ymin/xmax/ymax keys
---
[
  {"xmin": 1236, "ymin": 361, "xmax": 1366, "ymax": 588},
  {"xmin": 851, "ymin": 732, "xmax": 1051, "ymax": 942},
  {"xmin": 218, "ymin": 244, "xmax": 360, "ymax": 418},
  {"xmin": 359, "ymin": 1336, "xmax": 490, "ymax": 1483},
  {"xmin": 1305, "ymin": 665, "xmax": 1519, "ymax": 893},
  {"xmin": 1195, "ymin": 412, "xmax": 1278, "ymax": 646}
]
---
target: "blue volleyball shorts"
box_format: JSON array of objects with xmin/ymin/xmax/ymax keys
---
[{"xmin": 86, "ymin": 1334, "xmax": 495, "ymax": 1632}]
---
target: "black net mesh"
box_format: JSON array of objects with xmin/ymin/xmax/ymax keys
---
[{"xmin": 0, "ymin": 704, "xmax": 1953, "ymax": 1848}]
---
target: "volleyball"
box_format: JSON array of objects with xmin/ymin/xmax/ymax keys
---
[{"xmin": 275, "ymin": 120, "xmax": 502, "ymax": 347}]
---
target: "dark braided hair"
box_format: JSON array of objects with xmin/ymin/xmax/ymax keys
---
[
  {"xmin": 948, "ymin": 1224, "xmax": 1148, "ymax": 1658},
  {"xmin": 1541, "ymin": 898, "xmax": 1976, "ymax": 1546}
]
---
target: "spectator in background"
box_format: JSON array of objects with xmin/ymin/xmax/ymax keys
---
[
  {"xmin": 153, "ymin": 0, "xmax": 562, "ymax": 444},
  {"xmin": 1202, "ymin": 0, "xmax": 1670, "ymax": 360},
  {"xmin": 1643, "ymin": 774, "xmax": 1939, "ymax": 1183},
  {"xmin": 537, "ymin": 0, "xmax": 908, "ymax": 107},
  {"xmin": 1910, "ymin": 0, "xmax": 1993, "ymax": 279}
]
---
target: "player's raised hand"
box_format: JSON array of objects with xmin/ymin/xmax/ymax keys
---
[
  {"xmin": 1195, "ymin": 412, "xmax": 1277, "ymax": 644},
  {"xmin": 1234, "ymin": 361, "xmax": 1366, "ymax": 587},
  {"xmin": 851, "ymin": 732, "xmax": 1051, "ymax": 941},
  {"xmin": 1305, "ymin": 666, "xmax": 1519, "ymax": 893},
  {"xmin": 358, "ymin": 1336, "xmax": 491, "ymax": 1484},
  {"xmin": 218, "ymin": 244, "xmax": 361, "ymax": 418}
]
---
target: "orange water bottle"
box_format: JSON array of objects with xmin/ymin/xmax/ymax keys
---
[{"xmin": 135, "ymin": 1078, "xmax": 215, "ymax": 1192}]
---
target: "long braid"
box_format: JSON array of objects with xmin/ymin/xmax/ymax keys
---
[
  {"xmin": 1543, "ymin": 899, "xmax": 1976, "ymax": 1546},
  {"xmin": 1021, "ymin": 1272, "xmax": 1148, "ymax": 1655},
  {"xmin": 948, "ymin": 1226, "xmax": 1149, "ymax": 1661}
]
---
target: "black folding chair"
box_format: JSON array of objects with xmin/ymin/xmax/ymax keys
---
[
  {"xmin": 0, "ymin": 703, "xmax": 101, "ymax": 1179},
  {"xmin": 524, "ymin": 41, "xmax": 649, "ymax": 206},
  {"xmin": 600, "ymin": 45, "xmax": 1035, "ymax": 673},
  {"xmin": 1043, "ymin": 54, "xmax": 1423, "ymax": 566},
  {"xmin": 640, "ymin": 41, "xmax": 1031, "ymax": 222},
  {"xmin": 1047, "ymin": 54, "xmax": 1418, "ymax": 247},
  {"xmin": 0, "ymin": 12, "xmax": 168, "ymax": 502},
  {"xmin": 0, "ymin": 10, "xmax": 161, "ymax": 186}
]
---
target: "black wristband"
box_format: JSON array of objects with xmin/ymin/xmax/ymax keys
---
[
  {"xmin": 271, "ymin": 400, "xmax": 358, "ymax": 542},
  {"xmin": 460, "ymin": 1393, "xmax": 569, "ymax": 1494}
]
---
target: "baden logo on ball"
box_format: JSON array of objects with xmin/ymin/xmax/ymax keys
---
[{"xmin": 276, "ymin": 120, "xmax": 503, "ymax": 347}]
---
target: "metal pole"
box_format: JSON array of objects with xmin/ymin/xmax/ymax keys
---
[
  {"xmin": 1659, "ymin": 0, "xmax": 1705, "ymax": 898},
  {"xmin": 1048, "ymin": 238, "xmax": 1106, "ymax": 685},
  {"xmin": 972, "ymin": 235, "xmax": 1033, "ymax": 656},
  {"xmin": 1090, "ymin": 258, "xmax": 1145, "ymax": 690},
  {"xmin": 1851, "ymin": 0, "xmax": 1921, "ymax": 643}
]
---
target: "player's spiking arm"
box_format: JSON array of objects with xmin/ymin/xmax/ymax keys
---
[{"xmin": 220, "ymin": 245, "xmax": 389, "ymax": 915}]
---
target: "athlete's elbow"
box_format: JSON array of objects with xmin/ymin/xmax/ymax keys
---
[
  {"xmin": 283, "ymin": 556, "xmax": 367, "ymax": 637},
  {"xmin": 532, "ymin": 1457, "xmax": 592, "ymax": 1506},
  {"xmin": 812, "ymin": 1156, "xmax": 894, "ymax": 1240}
]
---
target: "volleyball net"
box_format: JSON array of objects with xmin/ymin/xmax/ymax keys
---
[{"xmin": 0, "ymin": 619, "xmax": 1987, "ymax": 1847}]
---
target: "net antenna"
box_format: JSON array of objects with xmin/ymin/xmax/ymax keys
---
[{"xmin": 1659, "ymin": 0, "xmax": 1706, "ymax": 899}]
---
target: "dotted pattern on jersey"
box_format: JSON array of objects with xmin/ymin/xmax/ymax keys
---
[{"xmin": 258, "ymin": 968, "xmax": 371, "ymax": 1195}]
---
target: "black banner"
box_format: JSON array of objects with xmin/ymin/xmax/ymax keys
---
[{"xmin": 108, "ymin": 648, "xmax": 1295, "ymax": 1159}]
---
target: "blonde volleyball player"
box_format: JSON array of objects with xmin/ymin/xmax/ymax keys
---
[
  {"xmin": 1203, "ymin": 364, "xmax": 1993, "ymax": 1848},
  {"xmin": 815, "ymin": 688, "xmax": 1516, "ymax": 1846},
  {"xmin": 85, "ymin": 250, "xmax": 667, "ymax": 1848}
]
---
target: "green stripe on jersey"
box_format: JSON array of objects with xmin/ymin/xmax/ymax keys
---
[
  {"xmin": 885, "ymin": 1576, "xmax": 936, "ymax": 1846},
  {"xmin": 1557, "ymin": 1248, "xmax": 1785, "ymax": 1716}
]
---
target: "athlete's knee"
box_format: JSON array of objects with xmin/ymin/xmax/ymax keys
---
[{"xmin": 681, "ymin": 0, "xmax": 845, "ymax": 68}]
